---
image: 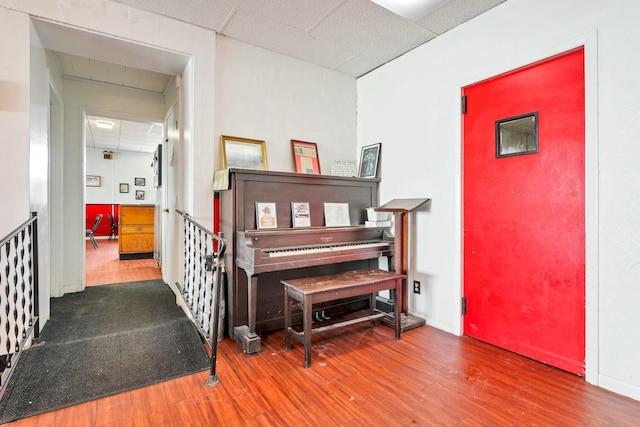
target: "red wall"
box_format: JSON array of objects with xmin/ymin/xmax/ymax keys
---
[{"xmin": 86, "ymin": 204, "xmax": 119, "ymax": 237}]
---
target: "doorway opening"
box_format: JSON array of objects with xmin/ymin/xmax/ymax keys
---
[{"xmin": 82, "ymin": 109, "xmax": 165, "ymax": 287}]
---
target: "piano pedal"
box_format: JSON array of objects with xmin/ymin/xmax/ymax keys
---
[
  {"xmin": 321, "ymin": 310, "xmax": 331, "ymax": 320},
  {"xmin": 313, "ymin": 312, "xmax": 322, "ymax": 322}
]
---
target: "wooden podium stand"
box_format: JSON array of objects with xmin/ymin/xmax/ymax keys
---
[{"xmin": 375, "ymin": 198, "xmax": 431, "ymax": 332}]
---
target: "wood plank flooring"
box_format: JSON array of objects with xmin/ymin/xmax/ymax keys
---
[
  {"xmin": 3, "ymin": 241, "xmax": 639, "ymax": 426},
  {"xmin": 85, "ymin": 239, "xmax": 161, "ymax": 286}
]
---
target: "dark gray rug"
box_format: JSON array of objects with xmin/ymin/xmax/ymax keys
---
[{"xmin": 0, "ymin": 280, "xmax": 210, "ymax": 424}]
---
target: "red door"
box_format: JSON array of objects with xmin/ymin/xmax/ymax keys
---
[{"xmin": 463, "ymin": 49, "xmax": 585, "ymax": 375}]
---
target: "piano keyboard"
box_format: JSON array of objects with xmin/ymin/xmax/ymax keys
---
[{"xmin": 265, "ymin": 241, "xmax": 388, "ymax": 258}]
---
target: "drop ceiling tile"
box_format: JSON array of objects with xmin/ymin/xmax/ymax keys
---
[
  {"xmin": 118, "ymin": 142, "xmax": 145, "ymax": 152},
  {"xmin": 99, "ymin": 142, "xmax": 121, "ymax": 151},
  {"xmin": 222, "ymin": 11, "xmax": 358, "ymax": 70},
  {"xmin": 333, "ymin": 53, "xmax": 388, "ymax": 78},
  {"xmin": 219, "ymin": 0, "xmax": 343, "ymax": 31},
  {"xmin": 88, "ymin": 58, "xmax": 111, "ymax": 82},
  {"xmin": 68, "ymin": 56, "xmax": 94, "ymax": 80},
  {"xmin": 105, "ymin": 64, "xmax": 127, "ymax": 86},
  {"xmin": 310, "ymin": 0, "xmax": 435, "ymax": 63},
  {"xmin": 113, "ymin": 0, "xmax": 232, "ymax": 31},
  {"xmin": 416, "ymin": 0, "xmax": 506, "ymax": 35}
]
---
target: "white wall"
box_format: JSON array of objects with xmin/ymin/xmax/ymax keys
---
[
  {"xmin": 0, "ymin": 8, "xmax": 30, "ymax": 238},
  {"xmin": 29, "ymin": 21, "xmax": 52, "ymax": 326},
  {"xmin": 357, "ymin": 0, "xmax": 639, "ymax": 401},
  {"xmin": 86, "ymin": 148, "xmax": 155, "ymax": 205},
  {"xmin": 215, "ymin": 36, "xmax": 356, "ymax": 174}
]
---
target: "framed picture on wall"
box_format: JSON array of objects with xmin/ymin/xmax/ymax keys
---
[
  {"xmin": 135, "ymin": 177, "xmax": 146, "ymax": 186},
  {"xmin": 221, "ymin": 135, "xmax": 268, "ymax": 170},
  {"xmin": 119, "ymin": 183, "xmax": 129, "ymax": 193},
  {"xmin": 291, "ymin": 140, "xmax": 320, "ymax": 174},
  {"xmin": 135, "ymin": 190, "xmax": 145, "ymax": 200},
  {"xmin": 86, "ymin": 175, "xmax": 101, "ymax": 187},
  {"xmin": 358, "ymin": 143, "xmax": 381, "ymax": 178}
]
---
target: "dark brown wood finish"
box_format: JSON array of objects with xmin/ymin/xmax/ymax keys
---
[
  {"xmin": 283, "ymin": 268, "xmax": 405, "ymax": 367},
  {"xmin": 5, "ymin": 323, "xmax": 640, "ymax": 426},
  {"xmin": 218, "ymin": 169, "xmax": 393, "ymax": 353}
]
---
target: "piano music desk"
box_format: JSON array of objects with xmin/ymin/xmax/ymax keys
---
[{"xmin": 282, "ymin": 268, "xmax": 405, "ymax": 368}]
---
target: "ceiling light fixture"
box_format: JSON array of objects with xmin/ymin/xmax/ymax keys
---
[
  {"xmin": 370, "ymin": 0, "xmax": 446, "ymax": 20},
  {"xmin": 95, "ymin": 120, "xmax": 114, "ymax": 129}
]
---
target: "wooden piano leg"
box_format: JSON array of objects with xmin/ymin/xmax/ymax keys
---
[
  {"xmin": 233, "ymin": 274, "xmax": 262, "ymax": 354},
  {"xmin": 248, "ymin": 275, "xmax": 258, "ymax": 335}
]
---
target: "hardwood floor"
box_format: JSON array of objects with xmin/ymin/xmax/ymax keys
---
[
  {"xmin": 85, "ymin": 239, "xmax": 161, "ymax": 286},
  {"xmin": 3, "ymin": 244, "xmax": 639, "ymax": 426},
  {"xmin": 5, "ymin": 325, "xmax": 640, "ymax": 426}
]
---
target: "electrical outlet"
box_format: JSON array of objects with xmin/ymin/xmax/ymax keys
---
[{"xmin": 413, "ymin": 280, "xmax": 421, "ymax": 294}]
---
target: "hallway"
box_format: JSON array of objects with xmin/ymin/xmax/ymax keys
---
[{"xmin": 85, "ymin": 239, "xmax": 161, "ymax": 286}]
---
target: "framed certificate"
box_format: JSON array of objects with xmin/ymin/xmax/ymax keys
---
[{"xmin": 291, "ymin": 140, "xmax": 320, "ymax": 174}]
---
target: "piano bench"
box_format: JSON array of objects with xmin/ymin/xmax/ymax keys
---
[{"xmin": 282, "ymin": 268, "xmax": 406, "ymax": 368}]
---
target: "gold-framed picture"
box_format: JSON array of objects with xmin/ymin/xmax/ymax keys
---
[{"xmin": 221, "ymin": 135, "xmax": 268, "ymax": 170}]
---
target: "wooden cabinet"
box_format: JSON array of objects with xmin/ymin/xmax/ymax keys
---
[{"xmin": 119, "ymin": 204, "xmax": 155, "ymax": 260}]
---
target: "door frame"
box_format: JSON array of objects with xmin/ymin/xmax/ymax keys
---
[{"xmin": 457, "ymin": 31, "xmax": 599, "ymax": 384}]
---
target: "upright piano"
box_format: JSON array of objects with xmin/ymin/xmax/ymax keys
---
[{"xmin": 217, "ymin": 169, "xmax": 393, "ymax": 353}]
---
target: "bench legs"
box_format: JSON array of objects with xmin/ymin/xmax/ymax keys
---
[
  {"xmin": 303, "ymin": 294, "xmax": 313, "ymax": 368},
  {"xmin": 284, "ymin": 291, "xmax": 292, "ymax": 351},
  {"xmin": 283, "ymin": 290, "xmax": 313, "ymax": 368},
  {"xmin": 283, "ymin": 275, "xmax": 403, "ymax": 369}
]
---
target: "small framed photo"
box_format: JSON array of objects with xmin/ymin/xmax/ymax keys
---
[
  {"xmin": 134, "ymin": 177, "xmax": 146, "ymax": 186},
  {"xmin": 256, "ymin": 202, "xmax": 277, "ymax": 229},
  {"xmin": 119, "ymin": 183, "xmax": 129, "ymax": 193},
  {"xmin": 86, "ymin": 175, "xmax": 101, "ymax": 187},
  {"xmin": 135, "ymin": 190, "xmax": 145, "ymax": 200},
  {"xmin": 358, "ymin": 143, "xmax": 381, "ymax": 178},
  {"xmin": 291, "ymin": 140, "xmax": 320, "ymax": 174},
  {"xmin": 221, "ymin": 135, "xmax": 268, "ymax": 170},
  {"xmin": 291, "ymin": 202, "xmax": 311, "ymax": 228}
]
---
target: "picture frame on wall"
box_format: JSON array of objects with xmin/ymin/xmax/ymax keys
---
[
  {"xmin": 291, "ymin": 140, "xmax": 320, "ymax": 174},
  {"xmin": 221, "ymin": 135, "xmax": 268, "ymax": 170},
  {"xmin": 134, "ymin": 177, "xmax": 146, "ymax": 186},
  {"xmin": 119, "ymin": 183, "xmax": 129, "ymax": 193},
  {"xmin": 358, "ymin": 143, "xmax": 381, "ymax": 178},
  {"xmin": 86, "ymin": 175, "xmax": 101, "ymax": 187},
  {"xmin": 135, "ymin": 190, "xmax": 145, "ymax": 200}
]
